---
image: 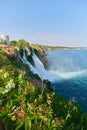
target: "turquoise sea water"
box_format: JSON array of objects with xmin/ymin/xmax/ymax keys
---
[{"xmin": 46, "ymin": 50, "xmax": 87, "ymax": 112}]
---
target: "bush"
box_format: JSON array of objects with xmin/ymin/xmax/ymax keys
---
[{"xmin": 0, "ymin": 70, "xmax": 87, "ymax": 130}]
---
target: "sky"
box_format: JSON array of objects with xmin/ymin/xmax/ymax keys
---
[{"xmin": 0, "ymin": 0, "xmax": 87, "ymax": 47}]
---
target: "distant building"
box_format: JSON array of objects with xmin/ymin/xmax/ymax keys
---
[{"xmin": 0, "ymin": 35, "xmax": 10, "ymax": 44}]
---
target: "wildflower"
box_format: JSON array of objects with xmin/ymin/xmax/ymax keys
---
[
  {"xmin": 5, "ymin": 82, "xmax": 15, "ymax": 89},
  {"xmin": 0, "ymin": 69, "xmax": 3, "ymax": 72},
  {"xmin": 2, "ymin": 89, "xmax": 9, "ymax": 94},
  {"xmin": 18, "ymin": 111, "xmax": 26, "ymax": 116},
  {"xmin": 17, "ymin": 118, "xmax": 21, "ymax": 122},
  {"xmin": 47, "ymin": 99, "xmax": 52, "ymax": 105},
  {"xmin": 47, "ymin": 94, "xmax": 51, "ymax": 100},
  {"xmin": 52, "ymin": 92, "xmax": 55, "ymax": 96},
  {"xmin": 38, "ymin": 105, "xmax": 42, "ymax": 111},
  {"xmin": 73, "ymin": 105, "xmax": 78, "ymax": 111},
  {"xmin": 55, "ymin": 117, "xmax": 62, "ymax": 125},
  {"xmin": 1, "ymin": 106, "xmax": 6, "ymax": 112},
  {"xmin": 3, "ymin": 72, "xmax": 9, "ymax": 78},
  {"xmin": 14, "ymin": 109, "xmax": 18, "ymax": 115},
  {"xmin": 20, "ymin": 101, "xmax": 25, "ymax": 107},
  {"xmin": 44, "ymin": 118, "xmax": 48, "ymax": 124},
  {"xmin": 20, "ymin": 111, "xmax": 26, "ymax": 115},
  {"xmin": 29, "ymin": 103, "xmax": 34, "ymax": 108},
  {"xmin": 39, "ymin": 95, "xmax": 43, "ymax": 100}
]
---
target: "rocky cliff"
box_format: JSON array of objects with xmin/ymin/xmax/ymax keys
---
[{"xmin": 0, "ymin": 40, "xmax": 50, "ymax": 89}]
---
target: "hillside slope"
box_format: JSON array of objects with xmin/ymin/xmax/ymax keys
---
[{"xmin": 0, "ymin": 40, "xmax": 87, "ymax": 130}]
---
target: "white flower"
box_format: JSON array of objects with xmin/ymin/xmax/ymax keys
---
[
  {"xmin": 0, "ymin": 69, "xmax": 3, "ymax": 72},
  {"xmin": 3, "ymin": 72, "xmax": 9, "ymax": 78},
  {"xmin": 2, "ymin": 89, "xmax": 9, "ymax": 94},
  {"xmin": 10, "ymin": 79, "xmax": 14, "ymax": 82},
  {"xmin": 5, "ymin": 82, "xmax": 15, "ymax": 89},
  {"xmin": 11, "ymin": 82, "xmax": 15, "ymax": 88}
]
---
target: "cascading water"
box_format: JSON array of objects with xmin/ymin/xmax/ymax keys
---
[
  {"xmin": 31, "ymin": 48, "xmax": 46, "ymax": 75},
  {"xmin": 19, "ymin": 47, "xmax": 38, "ymax": 74},
  {"xmin": 19, "ymin": 47, "xmax": 61, "ymax": 81},
  {"xmin": 31, "ymin": 48, "xmax": 62, "ymax": 81}
]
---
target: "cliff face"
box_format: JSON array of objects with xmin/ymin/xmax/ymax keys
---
[
  {"xmin": 0, "ymin": 42, "xmax": 49, "ymax": 88},
  {"xmin": 0, "ymin": 42, "xmax": 48, "ymax": 67},
  {"xmin": 31, "ymin": 44, "xmax": 48, "ymax": 68},
  {"xmin": 0, "ymin": 44, "xmax": 20, "ymax": 62}
]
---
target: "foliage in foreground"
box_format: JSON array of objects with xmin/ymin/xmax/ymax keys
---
[{"xmin": 0, "ymin": 70, "xmax": 87, "ymax": 130}]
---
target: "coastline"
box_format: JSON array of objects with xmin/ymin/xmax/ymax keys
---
[
  {"xmin": 0, "ymin": 41, "xmax": 87, "ymax": 129},
  {"xmin": 42, "ymin": 45, "xmax": 87, "ymax": 50}
]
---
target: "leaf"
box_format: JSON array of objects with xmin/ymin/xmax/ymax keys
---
[
  {"xmin": 25, "ymin": 120, "xmax": 31, "ymax": 130},
  {"xmin": 15, "ymin": 122, "xmax": 24, "ymax": 130},
  {"xmin": 0, "ymin": 87, "xmax": 5, "ymax": 94}
]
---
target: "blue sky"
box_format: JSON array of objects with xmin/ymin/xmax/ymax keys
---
[{"xmin": 0, "ymin": 0, "xmax": 87, "ymax": 47}]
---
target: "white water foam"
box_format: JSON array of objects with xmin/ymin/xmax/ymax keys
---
[
  {"xmin": 19, "ymin": 47, "xmax": 38, "ymax": 74},
  {"xmin": 19, "ymin": 47, "xmax": 61, "ymax": 82},
  {"xmin": 32, "ymin": 49, "xmax": 62, "ymax": 81},
  {"xmin": 50, "ymin": 69, "xmax": 87, "ymax": 79}
]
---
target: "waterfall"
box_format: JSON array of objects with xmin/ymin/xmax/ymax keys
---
[
  {"xmin": 32, "ymin": 48, "xmax": 46, "ymax": 75},
  {"xmin": 19, "ymin": 47, "xmax": 38, "ymax": 74},
  {"xmin": 31, "ymin": 48, "xmax": 62, "ymax": 81},
  {"xmin": 19, "ymin": 47, "xmax": 62, "ymax": 81}
]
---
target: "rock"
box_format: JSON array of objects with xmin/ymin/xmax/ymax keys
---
[
  {"xmin": 31, "ymin": 46, "xmax": 48, "ymax": 68},
  {"xmin": 0, "ymin": 44, "xmax": 20, "ymax": 62},
  {"xmin": 43, "ymin": 79, "xmax": 53, "ymax": 91}
]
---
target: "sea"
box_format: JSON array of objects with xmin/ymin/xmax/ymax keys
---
[{"xmin": 46, "ymin": 50, "xmax": 87, "ymax": 112}]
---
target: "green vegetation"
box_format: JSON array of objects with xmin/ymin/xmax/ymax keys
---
[
  {"xmin": 0, "ymin": 40, "xmax": 87, "ymax": 129},
  {"xmin": 11, "ymin": 40, "xmax": 17, "ymax": 45},
  {"xmin": 0, "ymin": 42, "xmax": 6, "ymax": 45}
]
